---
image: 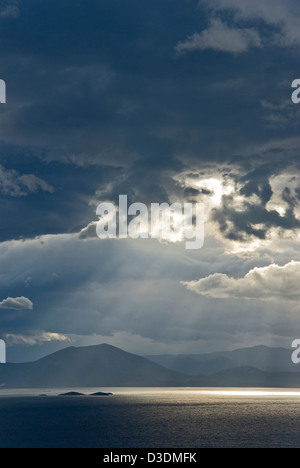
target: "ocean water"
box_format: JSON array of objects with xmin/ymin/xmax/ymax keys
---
[{"xmin": 0, "ymin": 388, "xmax": 299, "ymax": 448}]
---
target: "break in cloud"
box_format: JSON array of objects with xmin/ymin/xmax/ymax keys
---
[
  {"xmin": 176, "ymin": 166, "xmax": 300, "ymax": 248},
  {"xmin": 4, "ymin": 331, "xmax": 70, "ymax": 346},
  {"xmin": 0, "ymin": 296, "xmax": 33, "ymax": 310},
  {"xmin": 182, "ymin": 261, "xmax": 300, "ymax": 301}
]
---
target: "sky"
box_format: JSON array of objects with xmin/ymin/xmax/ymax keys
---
[{"xmin": 0, "ymin": 0, "xmax": 299, "ymax": 362}]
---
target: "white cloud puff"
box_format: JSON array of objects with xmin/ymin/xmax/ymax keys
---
[
  {"xmin": 0, "ymin": 296, "xmax": 33, "ymax": 310},
  {"xmin": 182, "ymin": 261, "xmax": 300, "ymax": 301}
]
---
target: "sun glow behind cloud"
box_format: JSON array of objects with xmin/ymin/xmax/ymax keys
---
[
  {"xmin": 193, "ymin": 177, "xmax": 235, "ymax": 205},
  {"xmin": 174, "ymin": 167, "xmax": 300, "ymax": 254}
]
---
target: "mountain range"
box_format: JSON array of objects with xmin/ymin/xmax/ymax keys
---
[
  {"xmin": 146, "ymin": 345, "xmax": 297, "ymax": 375},
  {"xmin": 0, "ymin": 344, "xmax": 299, "ymax": 389}
]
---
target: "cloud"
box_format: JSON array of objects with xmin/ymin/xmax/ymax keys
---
[
  {"xmin": 78, "ymin": 221, "xmax": 98, "ymax": 240},
  {"xmin": 0, "ymin": 165, "xmax": 54, "ymax": 197},
  {"xmin": 177, "ymin": 165, "xmax": 300, "ymax": 247},
  {"xmin": 0, "ymin": 1, "xmax": 19, "ymax": 18},
  {"xmin": 4, "ymin": 332, "xmax": 70, "ymax": 346},
  {"xmin": 182, "ymin": 261, "xmax": 300, "ymax": 301},
  {"xmin": 200, "ymin": 0, "xmax": 300, "ymax": 46},
  {"xmin": 176, "ymin": 19, "xmax": 262, "ymax": 55},
  {"xmin": 0, "ymin": 296, "xmax": 33, "ymax": 310},
  {"xmin": 260, "ymin": 99, "xmax": 300, "ymax": 130}
]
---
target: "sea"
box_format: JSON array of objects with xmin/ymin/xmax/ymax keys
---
[{"xmin": 0, "ymin": 388, "xmax": 299, "ymax": 448}]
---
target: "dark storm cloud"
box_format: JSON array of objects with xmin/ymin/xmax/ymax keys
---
[
  {"xmin": 0, "ymin": 143, "xmax": 121, "ymax": 241},
  {"xmin": 208, "ymin": 161, "xmax": 300, "ymax": 242},
  {"xmin": 0, "ymin": 0, "xmax": 208, "ymax": 166},
  {"xmin": 184, "ymin": 187, "xmax": 202, "ymax": 198},
  {"xmin": 0, "ymin": 0, "xmax": 297, "ymax": 245},
  {"xmin": 92, "ymin": 155, "xmax": 184, "ymax": 207},
  {"xmin": 240, "ymin": 181, "xmax": 272, "ymax": 204},
  {"xmin": 211, "ymin": 194, "xmax": 300, "ymax": 242},
  {"xmin": 282, "ymin": 187, "xmax": 298, "ymax": 209},
  {"xmin": 0, "ymin": 0, "xmax": 297, "ymax": 171}
]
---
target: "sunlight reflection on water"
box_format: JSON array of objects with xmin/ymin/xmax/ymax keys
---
[
  {"xmin": 1, "ymin": 388, "xmax": 300, "ymax": 447},
  {"xmin": 1, "ymin": 387, "xmax": 300, "ymax": 398}
]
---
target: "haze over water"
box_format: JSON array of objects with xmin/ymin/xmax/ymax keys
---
[{"xmin": 0, "ymin": 388, "xmax": 299, "ymax": 448}]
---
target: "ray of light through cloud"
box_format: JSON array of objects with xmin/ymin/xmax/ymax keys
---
[{"xmin": 0, "ymin": 0, "xmax": 299, "ymax": 362}]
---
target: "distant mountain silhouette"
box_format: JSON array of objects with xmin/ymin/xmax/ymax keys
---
[
  {"xmin": 0, "ymin": 344, "xmax": 299, "ymax": 389},
  {"xmin": 147, "ymin": 346, "xmax": 299, "ymax": 375},
  {"xmin": 146, "ymin": 355, "xmax": 238, "ymax": 375},
  {"xmin": 0, "ymin": 344, "xmax": 187, "ymax": 388}
]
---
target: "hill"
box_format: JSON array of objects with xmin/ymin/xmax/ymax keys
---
[{"xmin": 0, "ymin": 344, "xmax": 187, "ymax": 388}]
